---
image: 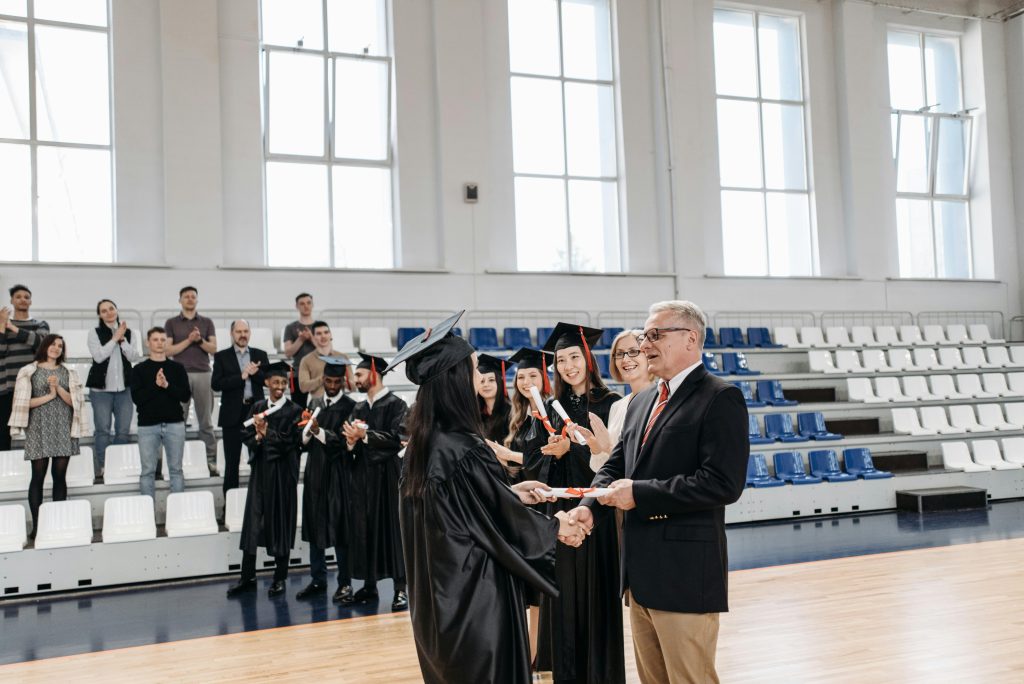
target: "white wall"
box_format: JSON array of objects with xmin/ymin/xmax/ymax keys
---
[{"xmin": 1, "ymin": 0, "xmax": 1022, "ymax": 325}]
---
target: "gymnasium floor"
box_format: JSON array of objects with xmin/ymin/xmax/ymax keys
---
[{"xmin": 3, "ymin": 500, "xmax": 1024, "ymax": 680}]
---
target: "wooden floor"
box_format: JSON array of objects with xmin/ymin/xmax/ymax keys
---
[{"xmin": 5, "ymin": 538, "xmax": 1024, "ymax": 683}]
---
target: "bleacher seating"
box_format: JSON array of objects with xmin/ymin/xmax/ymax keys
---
[
  {"xmin": 0, "ymin": 504, "xmax": 27, "ymax": 553},
  {"xmin": 861, "ymin": 349, "xmax": 890, "ymax": 372},
  {"xmin": 941, "ymin": 442, "xmax": 990, "ymax": 472},
  {"xmin": 34, "ymin": 500, "xmax": 93, "ymax": 549},
  {"xmin": 808, "ymin": 450, "xmax": 857, "ymax": 482},
  {"xmin": 969, "ymin": 324, "xmax": 1003, "ymax": 344},
  {"xmin": 598, "ymin": 327, "xmax": 624, "ymax": 349},
  {"xmin": 702, "ymin": 352, "xmax": 725, "ymax": 375},
  {"xmin": 332, "ymin": 326, "xmax": 359, "ymax": 354},
  {"xmin": 937, "ymin": 348, "xmax": 969, "ymax": 369},
  {"xmin": 875, "ymin": 326, "xmax": 901, "ymax": 346},
  {"xmin": 65, "ymin": 447, "xmax": 96, "ymax": 488},
  {"xmin": 165, "ymin": 491, "xmax": 218, "ymax": 538},
  {"xmin": 756, "ymin": 380, "xmax": 797, "ymax": 406},
  {"xmin": 1004, "ymin": 403, "xmax": 1024, "ymax": 427},
  {"xmin": 899, "ymin": 325, "xmax": 926, "ymax": 345},
  {"xmin": 850, "ymin": 326, "xmax": 878, "ymax": 346},
  {"xmin": 734, "ymin": 382, "xmax": 765, "ymax": 407},
  {"xmin": 225, "ymin": 488, "xmax": 247, "ymax": 532},
  {"xmin": 721, "ymin": 352, "xmax": 759, "ymax": 376},
  {"xmin": 102, "ymin": 495, "xmax": 157, "ymax": 543},
  {"xmin": 945, "ymin": 324, "xmax": 971, "ymax": 345},
  {"xmin": 891, "ymin": 408, "xmax": 937, "ymax": 436},
  {"xmin": 217, "ymin": 440, "xmax": 251, "ymax": 478},
  {"xmin": 808, "ymin": 351, "xmax": 842, "ymax": 374},
  {"xmin": 595, "ymin": 354, "xmax": 611, "ymax": 379},
  {"xmin": 825, "ymin": 327, "xmax": 856, "ymax": 347},
  {"xmin": 948, "ymin": 405, "xmax": 987, "ymax": 433},
  {"xmin": 874, "ymin": 377, "xmax": 912, "ymax": 402},
  {"xmin": 764, "ymin": 414, "xmax": 808, "ymax": 443},
  {"xmin": 930, "ymin": 375, "xmax": 971, "ymax": 400},
  {"xmin": 746, "ymin": 327, "xmax": 782, "ymax": 348},
  {"xmin": 799, "ymin": 326, "xmax": 827, "ymax": 347},
  {"xmin": 981, "ymin": 373, "xmax": 1018, "ymax": 397},
  {"xmin": 842, "ymin": 448, "xmax": 893, "ymax": 479},
  {"xmin": 1010, "ymin": 373, "xmax": 1024, "ymax": 394},
  {"xmin": 834, "ymin": 350, "xmax": 864, "ymax": 372},
  {"xmin": 746, "ymin": 454, "xmax": 784, "ymax": 487},
  {"xmin": 922, "ymin": 325, "xmax": 952, "ymax": 345},
  {"xmin": 955, "ymin": 374, "xmax": 997, "ymax": 399},
  {"xmin": 160, "ymin": 441, "xmax": 211, "ymax": 480},
  {"xmin": 503, "ymin": 327, "xmax": 532, "ymax": 349},
  {"xmin": 976, "ymin": 404, "xmax": 1018, "ymax": 431},
  {"xmin": 971, "ymin": 440, "xmax": 1023, "ymax": 470},
  {"xmin": 397, "ymin": 327, "xmax": 425, "ymax": 349},
  {"xmin": 536, "ymin": 327, "xmax": 554, "ymax": 347},
  {"xmin": 469, "ymin": 328, "xmax": 500, "ymax": 351},
  {"xmin": 912, "ymin": 348, "xmax": 944, "ymax": 370},
  {"xmin": 704, "ymin": 328, "xmax": 721, "ymax": 348},
  {"xmin": 903, "ymin": 376, "xmax": 942, "ymax": 401},
  {"xmin": 986, "ymin": 346, "xmax": 1013, "ymax": 367},
  {"xmin": 719, "ymin": 327, "xmax": 746, "ymax": 348},
  {"xmin": 0, "ymin": 450, "xmax": 31, "ymax": 493},
  {"xmin": 773, "ymin": 327, "xmax": 801, "ymax": 347},
  {"xmin": 920, "ymin": 406, "xmax": 967, "ymax": 435},
  {"xmin": 847, "ymin": 378, "xmax": 884, "ymax": 403},
  {"xmin": 962, "ymin": 347, "xmax": 998, "ymax": 369},
  {"xmin": 748, "ymin": 415, "xmax": 774, "ymax": 445},
  {"xmin": 772, "ymin": 452, "xmax": 822, "ymax": 484},
  {"xmin": 797, "ymin": 412, "xmax": 842, "ymax": 440},
  {"xmin": 250, "ymin": 328, "xmax": 276, "ymax": 353},
  {"xmin": 888, "ymin": 349, "xmax": 925, "ymax": 371},
  {"xmin": 60, "ymin": 329, "xmax": 91, "ymax": 358},
  {"xmin": 104, "ymin": 444, "xmax": 142, "ymax": 485},
  {"xmin": 1000, "ymin": 437, "xmax": 1024, "ymax": 465},
  {"xmin": 360, "ymin": 327, "xmax": 396, "ymax": 353}
]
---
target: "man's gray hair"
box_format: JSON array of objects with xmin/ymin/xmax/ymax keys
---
[{"xmin": 648, "ymin": 300, "xmax": 707, "ymax": 349}]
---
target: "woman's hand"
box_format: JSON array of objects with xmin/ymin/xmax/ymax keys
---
[
  {"xmin": 486, "ymin": 438, "xmax": 513, "ymax": 463},
  {"xmin": 541, "ymin": 434, "xmax": 571, "ymax": 459},
  {"xmin": 112, "ymin": 321, "xmax": 128, "ymax": 343},
  {"xmin": 587, "ymin": 412, "xmax": 613, "ymax": 454},
  {"xmin": 511, "ymin": 480, "xmax": 556, "ymax": 505},
  {"xmin": 555, "ymin": 511, "xmax": 585, "ymax": 547},
  {"xmin": 47, "ymin": 374, "xmax": 59, "ymax": 396}
]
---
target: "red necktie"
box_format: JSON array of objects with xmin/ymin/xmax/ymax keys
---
[{"xmin": 642, "ymin": 381, "xmax": 671, "ymax": 446}]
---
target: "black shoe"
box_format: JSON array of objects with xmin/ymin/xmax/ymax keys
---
[
  {"xmin": 391, "ymin": 590, "xmax": 409, "ymax": 611},
  {"xmin": 296, "ymin": 581, "xmax": 327, "ymax": 600},
  {"xmin": 268, "ymin": 580, "xmax": 286, "ymax": 597},
  {"xmin": 332, "ymin": 585, "xmax": 353, "ymax": 604},
  {"xmin": 226, "ymin": 578, "xmax": 256, "ymax": 597},
  {"xmin": 340, "ymin": 586, "xmax": 378, "ymax": 606}
]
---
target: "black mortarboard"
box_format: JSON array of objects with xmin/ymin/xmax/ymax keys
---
[
  {"xmin": 320, "ymin": 355, "xmax": 351, "ymax": 378},
  {"xmin": 385, "ymin": 311, "xmax": 475, "ymax": 385},
  {"xmin": 263, "ymin": 361, "xmax": 291, "ymax": 378},
  {"xmin": 541, "ymin": 322, "xmax": 603, "ymax": 374},
  {"xmin": 357, "ymin": 353, "xmax": 388, "ymax": 385},
  {"xmin": 477, "ymin": 354, "xmax": 509, "ymax": 398},
  {"xmin": 507, "ymin": 347, "xmax": 551, "ymax": 395}
]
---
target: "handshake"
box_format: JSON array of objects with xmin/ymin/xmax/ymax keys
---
[{"xmin": 510, "ymin": 481, "xmax": 594, "ymax": 548}]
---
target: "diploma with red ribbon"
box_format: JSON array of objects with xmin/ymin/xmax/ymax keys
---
[
  {"xmin": 243, "ymin": 401, "xmax": 284, "ymax": 427},
  {"xmin": 528, "ymin": 386, "xmax": 557, "ymax": 434},
  {"xmin": 550, "ymin": 399, "xmax": 587, "ymax": 445}
]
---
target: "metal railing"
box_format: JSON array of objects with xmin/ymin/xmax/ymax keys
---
[
  {"xmin": 711, "ymin": 311, "xmax": 817, "ymax": 331},
  {"xmin": 820, "ymin": 310, "xmax": 914, "ymax": 330}
]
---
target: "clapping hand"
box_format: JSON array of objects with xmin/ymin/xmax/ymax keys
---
[
  {"xmin": 188, "ymin": 326, "xmax": 202, "ymax": 343},
  {"xmin": 242, "ymin": 360, "xmax": 261, "ymax": 379},
  {"xmin": 299, "ymin": 327, "xmax": 313, "ymax": 342},
  {"xmin": 541, "ymin": 434, "xmax": 571, "ymax": 459},
  {"xmin": 254, "ymin": 413, "xmax": 268, "ymax": 439},
  {"xmin": 596, "ymin": 479, "xmax": 636, "ymax": 510},
  {"xmin": 112, "ymin": 320, "xmax": 128, "ymax": 343},
  {"xmin": 342, "ymin": 421, "xmax": 366, "ymax": 447},
  {"xmin": 155, "ymin": 368, "xmax": 169, "ymax": 389}
]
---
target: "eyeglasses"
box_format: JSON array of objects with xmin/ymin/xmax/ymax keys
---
[
  {"xmin": 612, "ymin": 348, "xmax": 643, "ymax": 361},
  {"xmin": 636, "ymin": 327, "xmax": 693, "ymax": 344}
]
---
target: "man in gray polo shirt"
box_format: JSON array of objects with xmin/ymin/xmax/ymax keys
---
[{"xmin": 164, "ymin": 286, "xmax": 218, "ymax": 475}]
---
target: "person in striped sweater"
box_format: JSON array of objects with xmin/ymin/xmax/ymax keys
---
[{"xmin": 1, "ymin": 285, "xmax": 50, "ymax": 450}]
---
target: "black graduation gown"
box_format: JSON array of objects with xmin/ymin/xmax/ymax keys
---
[
  {"xmin": 240, "ymin": 399, "xmax": 304, "ymax": 558},
  {"xmin": 534, "ymin": 389, "xmax": 625, "ymax": 684},
  {"xmin": 482, "ymin": 401, "xmax": 511, "ymax": 445},
  {"xmin": 400, "ymin": 431, "xmax": 560, "ymax": 684},
  {"xmin": 346, "ymin": 391, "xmax": 408, "ymax": 582},
  {"xmin": 301, "ymin": 394, "xmax": 356, "ymax": 550},
  {"xmin": 510, "ymin": 413, "xmax": 554, "ymax": 606}
]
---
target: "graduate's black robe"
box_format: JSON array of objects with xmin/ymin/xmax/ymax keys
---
[
  {"xmin": 346, "ymin": 391, "xmax": 408, "ymax": 582},
  {"xmin": 400, "ymin": 431, "xmax": 560, "ymax": 684},
  {"xmin": 532, "ymin": 389, "xmax": 625, "ymax": 684},
  {"xmin": 509, "ymin": 412, "xmax": 553, "ymax": 606},
  {"xmin": 482, "ymin": 400, "xmax": 511, "ymax": 445},
  {"xmin": 240, "ymin": 399, "xmax": 304, "ymax": 558},
  {"xmin": 301, "ymin": 394, "xmax": 356, "ymax": 550}
]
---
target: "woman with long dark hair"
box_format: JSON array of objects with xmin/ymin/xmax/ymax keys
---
[
  {"xmin": 394, "ymin": 313, "xmax": 584, "ymax": 684},
  {"xmin": 532, "ymin": 322, "xmax": 625, "ymax": 684},
  {"xmin": 476, "ymin": 353, "xmax": 511, "ymax": 445}
]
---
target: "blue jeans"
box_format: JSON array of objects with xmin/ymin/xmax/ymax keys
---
[
  {"xmin": 90, "ymin": 389, "xmax": 134, "ymax": 472},
  {"xmin": 137, "ymin": 422, "xmax": 186, "ymax": 498},
  {"xmin": 310, "ymin": 544, "xmax": 350, "ymax": 586}
]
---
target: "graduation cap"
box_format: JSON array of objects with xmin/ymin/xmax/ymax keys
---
[
  {"xmin": 357, "ymin": 353, "xmax": 388, "ymax": 385},
  {"xmin": 385, "ymin": 310, "xmax": 475, "ymax": 385},
  {"xmin": 320, "ymin": 355, "xmax": 351, "ymax": 377},
  {"xmin": 541, "ymin": 322, "xmax": 604, "ymax": 375},
  {"xmin": 263, "ymin": 360, "xmax": 292, "ymax": 378},
  {"xmin": 477, "ymin": 354, "xmax": 509, "ymax": 399},
  {"xmin": 507, "ymin": 347, "xmax": 552, "ymax": 395}
]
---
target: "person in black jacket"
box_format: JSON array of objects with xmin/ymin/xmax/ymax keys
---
[
  {"xmin": 573, "ymin": 301, "xmax": 749, "ymax": 684},
  {"xmin": 211, "ymin": 320, "xmax": 269, "ymax": 494}
]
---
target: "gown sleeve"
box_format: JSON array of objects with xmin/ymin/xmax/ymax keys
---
[{"xmin": 365, "ymin": 398, "xmax": 408, "ymax": 464}]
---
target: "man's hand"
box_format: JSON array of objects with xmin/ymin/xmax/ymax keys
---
[
  {"xmin": 555, "ymin": 511, "xmax": 585, "ymax": 547},
  {"xmin": 254, "ymin": 414, "xmax": 268, "ymax": 439},
  {"xmin": 299, "ymin": 327, "xmax": 313, "ymax": 342},
  {"xmin": 188, "ymin": 327, "xmax": 202, "ymax": 343},
  {"xmin": 308, "ymin": 417, "xmax": 320, "ymax": 436},
  {"xmin": 155, "ymin": 368, "xmax": 169, "ymax": 389},
  {"xmin": 342, "ymin": 421, "xmax": 366, "ymax": 447},
  {"xmin": 541, "ymin": 434, "xmax": 571, "ymax": 459},
  {"xmin": 241, "ymin": 361, "xmax": 260, "ymax": 380},
  {"xmin": 596, "ymin": 479, "xmax": 636, "ymax": 510},
  {"xmin": 511, "ymin": 480, "xmax": 557, "ymax": 505},
  {"xmin": 567, "ymin": 505, "xmax": 595, "ymax": 534}
]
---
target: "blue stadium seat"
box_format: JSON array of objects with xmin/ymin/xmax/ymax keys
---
[
  {"xmin": 450, "ymin": 327, "xmax": 463, "ymax": 338},
  {"xmin": 537, "ymin": 327, "xmax": 554, "ymax": 347},
  {"xmin": 797, "ymin": 412, "xmax": 843, "ymax": 441},
  {"xmin": 748, "ymin": 415, "xmax": 774, "ymax": 445},
  {"xmin": 747, "ymin": 327, "xmax": 783, "ymax": 348},
  {"xmin": 702, "ymin": 353, "xmax": 726, "ymax": 376},
  {"xmin": 843, "ymin": 448, "xmax": 893, "ymax": 479},
  {"xmin": 756, "ymin": 380, "xmax": 798, "ymax": 406},
  {"xmin": 721, "ymin": 352, "xmax": 760, "ymax": 376},
  {"xmin": 718, "ymin": 327, "xmax": 746, "ymax": 348},
  {"xmin": 396, "ymin": 327, "xmax": 425, "ymax": 349},
  {"xmin": 808, "ymin": 450, "xmax": 858, "ymax": 482},
  {"xmin": 469, "ymin": 327, "xmax": 501, "ymax": 351},
  {"xmin": 595, "ymin": 354, "xmax": 611, "ymax": 378},
  {"xmin": 746, "ymin": 454, "xmax": 785, "ymax": 488},
  {"xmin": 733, "ymin": 381, "xmax": 766, "ymax": 407},
  {"xmin": 772, "ymin": 452, "xmax": 822, "ymax": 484},
  {"xmin": 598, "ymin": 327, "xmax": 624, "ymax": 350},
  {"xmin": 503, "ymin": 327, "xmax": 532, "ymax": 349},
  {"xmin": 764, "ymin": 414, "xmax": 809, "ymax": 443},
  {"xmin": 704, "ymin": 328, "xmax": 722, "ymax": 349}
]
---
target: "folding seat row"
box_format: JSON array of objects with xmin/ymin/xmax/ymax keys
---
[
  {"xmin": 891, "ymin": 405, "xmax": 1024, "ymax": 436},
  {"xmin": 847, "ymin": 374, "xmax": 1024, "ymax": 403},
  {"xmin": 747, "ymin": 449, "xmax": 892, "ymax": 487},
  {"xmin": 748, "ymin": 413, "xmax": 843, "ymax": 443},
  {"xmin": 705, "ymin": 327, "xmax": 782, "ymax": 349},
  {"xmin": 702, "ymin": 352, "xmax": 760, "ymax": 376},
  {"xmin": 0, "ymin": 448, "xmax": 98, "ymax": 493},
  {"xmin": 809, "ymin": 347, "xmax": 1020, "ymax": 374},
  {"xmin": 733, "ymin": 381, "xmax": 797, "ymax": 407},
  {"xmin": 941, "ymin": 440, "xmax": 1024, "ymax": 472},
  {"xmin": 778, "ymin": 324, "xmax": 1002, "ymax": 349}
]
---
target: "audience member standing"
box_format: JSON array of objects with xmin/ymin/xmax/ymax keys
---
[
  {"xmin": 282, "ymin": 292, "xmax": 317, "ymax": 408},
  {"xmin": 130, "ymin": 327, "xmax": 190, "ymax": 499},
  {"xmin": 0, "ymin": 285, "xmax": 50, "ymax": 450},
  {"xmin": 8, "ymin": 334, "xmax": 86, "ymax": 538},
  {"xmin": 163, "ymin": 286, "xmax": 218, "ymax": 475},
  {"xmin": 212, "ymin": 320, "xmax": 268, "ymax": 494},
  {"xmin": 86, "ymin": 299, "xmax": 142, "ymax": 482},
  {"xmin": 298, "ymin": 321, "xmax": 348, "ymax": 402}
]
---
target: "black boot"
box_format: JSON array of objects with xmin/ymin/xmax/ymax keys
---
[
  {"xmin": 296, "ymin": 581, "xmax": 327, "ymax": 600},
  {"xmin": 268, "ymin": 580, "xmax": 286, "ymax": 597}
]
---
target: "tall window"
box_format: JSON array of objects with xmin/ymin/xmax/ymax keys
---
[
  {"xmin": 507, "ymin": 0, "xmax": 621, "ymax": 273},
  {"xmin": 887, "ymin": 30, "xmax": 971, "ymax": 278},
  {"xmin": 713, "ymin": 8, "xmax": 815, "ymax": 277},
  {"xmin": 0, "ymin": 0, "xmax": 113, "ymax": 263},
  {"xmin": 260, "ymin": 0, "xmax": 394, "ymax": 269}
]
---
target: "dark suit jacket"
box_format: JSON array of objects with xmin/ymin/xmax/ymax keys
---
[
  {"xmin": 211, "ymin": 346, "xmax": 269, "ymax": 427},
  {"xmin": 590, "ymin": 364, "xmax": 748, "ymax": 614}
]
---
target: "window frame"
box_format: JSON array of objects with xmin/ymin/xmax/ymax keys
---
[
  {"xmin": 713, "ymin": 4, "xmax": 817, "ymax": 277},
  {"xmin": 259, "ymin": 0, "xmax": 396, "ymax": 269},
  {"xmin": 508, "ymin": 0, "xmax": 624, "ymax": 273},
  {"xmin": 0, "ymin": 0, "xmax": 116, "ymax": 262}
]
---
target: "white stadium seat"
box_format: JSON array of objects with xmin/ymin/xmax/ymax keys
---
[
  {"xmin": 825, "ymin": 327, "xmax": 855, "ymax": 347},
  {"xmin": 835, "ymin": 350, "xmax": 864, "ymax": 372},
  {"xmin": 981, "ymin": 373, "xmax": 1019, "ymax": 397},
  {"xmin": 161, "ymin": 441, "xmax": 211, "ymax": 481},
  {"xmin": 225, "ymin": 488, "xmax": 247, "ymax": 532},
  {"xmin": 34, "ymin": 500, "xmax": 94, "ymax": 549},
  {"xmin": 1000, "ymin": 437, "xmax": 1024, "ymax": 465},
  {"xmin": 104, "ymin": 444, "xmax": 142, "ymax": 485},
  {"xmin": 359, "ymin": 327, "xmax": 396, "ymax": 353},
  {"xmin": 955, "ymin": 374, "xmax": 998, "ymax": 399},
  {"xmin": 799, "ymin": 327, "xmax": 827, "ymax": 348},
  {"xmin": 250, "ymin": 327, "xmax": 276, "ymax": 353},
  {"xmin": 1011, "ymin": 347, "xmax": 1024, "ymax": 366},
  {"xmin": 215, "ymin": 328, "xmax": 231, "ymax": 350},
  {"xmin": 861, "ymin": 349, "xmax": 891, "ymax": 372},
  {"xmin": 773, "ymin": 327, "xmax": 802, "ymax": 347},
  {"xmin": 971, "ymin": 440, "xmax": 1022, "ymax": 470},
  {"xmin": 875, "ymin": 326, "xmax": 901, "ymax": 346},
  {"xmin": 945, "ymin": 324, "xmax": 972, "ymax": 345},
  {"xmin": 850, "ymin": 326, "xmax": 879, "ymax": 346},
  {"xmin": 920, "ymin": 406, "xmax": 966, "ymax": 435},
  {"xmin": 216, "ymin": 440, "xmax": 251, "ymax": 477},
  {"xmin": 808, "ymin": 351, "xmax": 843, "ymax": 374},
  {"xmin": 0, "ymin": 450, "xmax": 31, "ymax": 493},
  {"xmin": 102, "ymin": 495, "xmax": 157, "ymax": 543},
  {"xmin": 929, "ymin": 375, "xmax": 971, "ymax": 400},
  {"xmin": 902, "ymin": 376, "xmax": 942, "ymax": 401},
  {"xmin": 986, "ymin": 346, "xmax": 1012, "ymax": 368},
  {"xmin": 887, "ymin": 349, "xmax": 926, "ymax": 372},
  {"xmin": 0, "ymin": 504, "xmax": 28, "ymax": 553},
  {"xmin": 922, "ymin": 325, "xmax": 951, "ymax": 345},
  {"xmin": 948, "ymin": 405, "xmax": 986, "ymax": 433},
  {"xmin": 941, "ymin": 442, "xmax": 990, "ymax": 472},
  {"xmin": 975, "ymin": 404, "xmax": 1018, "ymax": 431},
  {"xmin": 937, "ymin": 348, "xmax": 969, "ymax": 369},
  {"xmin": 847, "ymin": 378, "xmax": 885, "ymax": 403},
  {"xmin": 891, "ymin": 408, "xmax": 936, "ymax": 436},
  {"xmin": 165, "ymin": 491, "xmax": 219, "ymax": 538},
  {"xmin": 961, "ymin": 347, "xmax": 998, "ymax": 369},
  {"xmin": 900, "ymin": 325, "xmax": 926, "ymax": 345},
  {"xmin": 1003, "ymin": 403, "xmax": 1024, "ymax": 428},
  {"xmin": 913, "ymin": 348, "xmax": 946, "ymax": 370},
  {"xmin": 59, "ymin": 329, "xmax": 91, "ymax": 359},
  {"xmin": 969, "ymin": 324, "xmax": 1004, "ymax": 344},
  {"xmin": 66, "ymin": 448, "xmax": 96, "ymax": 488},
  {"xmin": 875, "ymin": 377, "xmax": 912, "ymax": 402},
  {"xmin": 1007, "ymin": 373, "xmax": 1024, "ymax": 395},
  {"xmin": 330, "ymin": 326, "xmax": 359, "ymax": 354}
]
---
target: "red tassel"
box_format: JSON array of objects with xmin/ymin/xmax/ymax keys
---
[
  {"xmin": 579, "ymin": 325, "xmax": 594, "ymax": 373},
  {"xmin": 371, "ymin": 357, "xmax": 377, "ymax": 386},
  {"xmin": 288, "ymin": 368, "xmax": 295, "ymax": 394},
  {"xmin": 541, "ymin": 352, "xmax": 552, "ymax": 396},
  {"xmin": 500, "ymin": 360, "xmax": 508, "ymax": 399}
]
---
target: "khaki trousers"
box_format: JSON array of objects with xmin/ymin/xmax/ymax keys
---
[{"xmin": 628, "ymin": 591, "xmax": 720, "ymax": 684}]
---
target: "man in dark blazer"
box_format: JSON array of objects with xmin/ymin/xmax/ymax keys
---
[
  {"xmin": 573, "ymin": 300, "xmax": 748, "ymax": 684},
  {"xmin": 212, "ymin": 320, "xmax": 269, "ymax": 494}
]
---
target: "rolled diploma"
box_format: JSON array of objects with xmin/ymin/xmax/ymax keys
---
[
  {"xmin": 243, "ymin": 401, "xmax": 283, "ymax": 427},
  {"xmin": 528, "ymin": 386, "xmax": 548, "ymax": 417},
  {"xmin": 302, "ymin": 407, "xmax": 322, "ymax": 439},
  {"xmin": 550, "ymin": 399, "xmax": 587, "ymax": 445}
]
